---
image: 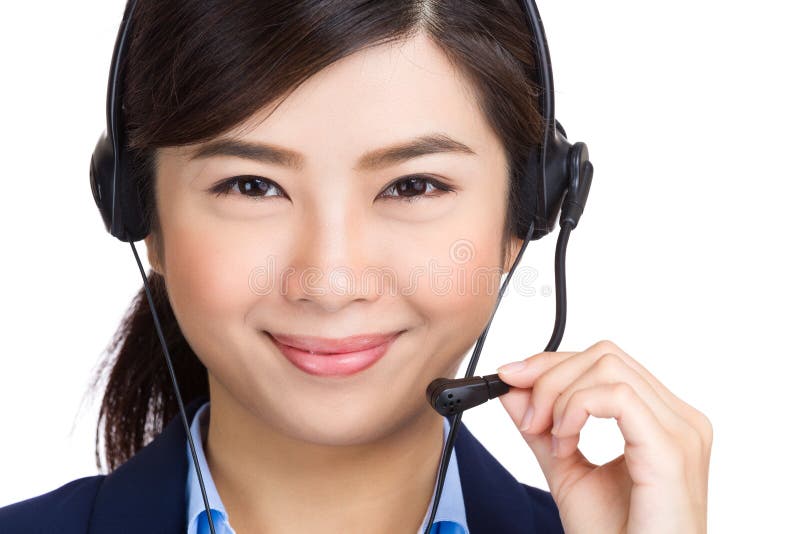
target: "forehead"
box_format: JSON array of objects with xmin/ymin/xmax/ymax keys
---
[{"xmin": 184, "ymin": 32, "xmax": 493, "ymax": 164}]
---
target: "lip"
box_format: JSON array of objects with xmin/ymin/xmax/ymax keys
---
[
  {"xmin": 269, "ymin": 331, "xmax": 404, "ymax": 354},
  {"xmin": 265, "ymin": 330, "xmax": 404, "ymax": 377}
]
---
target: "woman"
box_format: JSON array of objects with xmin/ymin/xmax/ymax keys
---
[{"xmin": 0, "ymin": 0, "xmax": 712, "ymax": 532}]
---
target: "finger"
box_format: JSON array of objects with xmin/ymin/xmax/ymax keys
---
[
  {"xmin": 515, "ymin": 340, "xmax": 676, "ymax": 435},
  {"xmin": 575, "ymin": 341, "xmax": 709, "ymax": 435},
  {"xmin": 517, "ymin": 343, "xmax": 630, "ymax": 434},
  {"xmin": 496, "ymin": 385, "xmax": 536, "ymax": 430},
  {"xmin": 496, "ymin": 385, "xmax": 594, "ymax": 486},
  {"xmin": 551, "ymin": 382, "xmax": 682, "ymax": 482},
  {"xmin": 499, "ymin": 340, "xmax": 681, "ymax": 420},
  {"xmin": 496, "ymin": 351, "xmax": 577, "ymax": 387},
  {"xmin": 548, "ymin": 353, "xmax": 687, "ymax": 439}
]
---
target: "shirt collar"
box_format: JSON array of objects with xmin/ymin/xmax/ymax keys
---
[
  {"xmin": 185, "ymin": 401, "xmax": 469, "ymax": 533},
  {"xmin": 185, "ymin": 402, "xmax": 234, "ymax": 533},
  {"xmin": 414, "ymin": 414, "xmax": 469, "ymax": 533}
]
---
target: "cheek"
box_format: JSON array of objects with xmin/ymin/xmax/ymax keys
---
[
  {"xmin": 403, "ymin": 245, "xmax": 502, "ymax": 314},
  {"xmin": 406, "ymin": 189, "xmax": 506, "ymax": 312},
  {"xmin": 391, "ymin": 216, "xmax": 506, "ymax": 371},
  {"xmin": 159, "ymin": 216, "xmax": 268, "ymax": 347}
]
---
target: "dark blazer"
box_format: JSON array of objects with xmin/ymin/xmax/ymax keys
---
[{"xmin": 0, "ymin": 396, "xmax": 564, "ymax": 533}]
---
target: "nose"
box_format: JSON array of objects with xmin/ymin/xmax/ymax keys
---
[{"xmin": 282, "ymin": 201, "xmax": 385, "ymax": 313}]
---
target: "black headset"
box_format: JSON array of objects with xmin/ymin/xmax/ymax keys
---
[{"xmin": 89, "ymin": 1, "xmax": 594, "ymax": 532}]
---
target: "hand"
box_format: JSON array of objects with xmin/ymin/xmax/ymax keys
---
[{"xmin": 495, "ymin": 340, "xmax": 712, "ymax": 534}]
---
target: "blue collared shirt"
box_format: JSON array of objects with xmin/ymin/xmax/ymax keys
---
[{"xmin": 186, "ymin": 401, "xmax": 469, "ymax": 534}]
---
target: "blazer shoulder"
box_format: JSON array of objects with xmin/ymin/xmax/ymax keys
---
[{"xmin": 0, "ymin": 475, "xmax": 105, "ymax": 533}]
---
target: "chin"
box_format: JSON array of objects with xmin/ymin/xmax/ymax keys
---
[{"xmin": 284, "ymin": 407, "xmax": 403, "ymax": 446}]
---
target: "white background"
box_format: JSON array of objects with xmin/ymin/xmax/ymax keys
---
[{"xmin": 1, "ymin": 1, "xmax": 797, "ymax": 531}]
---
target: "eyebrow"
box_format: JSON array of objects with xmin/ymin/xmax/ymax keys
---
[{"xmin": 188, "ymin": 133, "xmax": 476, "ymax": 171}]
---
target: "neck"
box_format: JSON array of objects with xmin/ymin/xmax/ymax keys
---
[{"xmin": 204, "ymin": 377, "xmax": 446, "ymax": 533}]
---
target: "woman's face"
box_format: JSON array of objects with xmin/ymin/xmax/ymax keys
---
[{"xmin": 147, "ymin": 31, "xmax": 522, "ymax": 445}]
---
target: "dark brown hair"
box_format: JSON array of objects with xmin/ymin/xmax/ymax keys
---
[{"xmin": 91, "ymin": 0, "xmax": 544, "ymax": 472}]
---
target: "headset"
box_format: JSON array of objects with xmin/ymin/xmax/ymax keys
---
[{"xmin": 89, "ymin": 1, "xmax": 594, "ymax": 532}]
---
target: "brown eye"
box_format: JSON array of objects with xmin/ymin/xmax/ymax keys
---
[
  {"xmin": 209, "ymin": 175, "xmax": 285, "ymax": 199},
  {"xmin": 379, "ymin": 175, "xmax": 454, "ymax": 202}
]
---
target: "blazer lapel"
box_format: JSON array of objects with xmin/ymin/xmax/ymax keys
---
[
  {"xmin": 454, "ymin": 422, "xmax": 556, "ymax": 533},
  {"xmin": 89, "ymin": 396, "xmax": 208, "ymax": 533}
]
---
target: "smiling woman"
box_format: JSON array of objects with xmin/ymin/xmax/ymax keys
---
[
  {"xmin": 84, "ymin": 1, "xmax": 547, "ymax": 532},
  {"xmin": 0, "ymin": 0, "xmax": 714, "ymax": 533}
]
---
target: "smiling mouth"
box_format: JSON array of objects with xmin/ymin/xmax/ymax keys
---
[
  {"xmin": 263, "ymin": 330, "xmax": 405, "ymax": 377},
  {"xmin": 266, "ymin": 330, "xmax": 406, "ymax": 354}
]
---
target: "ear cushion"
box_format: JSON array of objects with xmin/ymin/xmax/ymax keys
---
[
  {"xmin": 89, "ymin": 0, "xmax": 149, "ymax": 242},
  {"xmin": 514, "ymin": 121, "xmax": 573, "ymax": 240},
  {"xmin": 90, "ymin": 128, "xmax": 150, "ymax": 242},
  {"xmin": 89, "ymin": 131, "xmax": 115, "ymax": 235}
]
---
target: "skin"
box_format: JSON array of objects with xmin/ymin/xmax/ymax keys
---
[{"xmin": 145, "ymin": 30, "xmax": 712, "ymax": 533}]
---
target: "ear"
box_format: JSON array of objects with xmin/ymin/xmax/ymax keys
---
[
  {"xmin": 502, "ymin": 235, "xmax": 524, "ymax": 274},
  {"xmin": 143, "ymin": 233, "xmax": 163, "ymax": 276}
]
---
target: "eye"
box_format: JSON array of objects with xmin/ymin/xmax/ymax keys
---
[
  {"xmin": 208, "ymin": 175, "xmax": 286, "ymax": 200},
  {"xmin": 378, "ymin": 175, "xmax": 454, "ymax": 203},
  {"xmin": 207, "ymin": 174, "xmax": 452, "ymax": 202}
]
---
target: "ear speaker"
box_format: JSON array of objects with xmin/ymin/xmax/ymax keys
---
[{"xmin": 89, "ymin": 0, "xmax": 149, "ymax": 242}]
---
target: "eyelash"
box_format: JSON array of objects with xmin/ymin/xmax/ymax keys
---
[{"xmin": 208, "ymin": 174, "xmax": 454, "ymax": 203}]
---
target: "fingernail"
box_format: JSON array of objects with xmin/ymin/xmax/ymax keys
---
[
  {"xmin": 497, "ymin": 360, "xmax": 527, "ymax": 374},
  {"xmin": 551, "ymin": 435, "xmax": 559, "ymax": 457},
  {"xmin": 519, "ymin": 405, "xmax": 535, "ymax": 431}
]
